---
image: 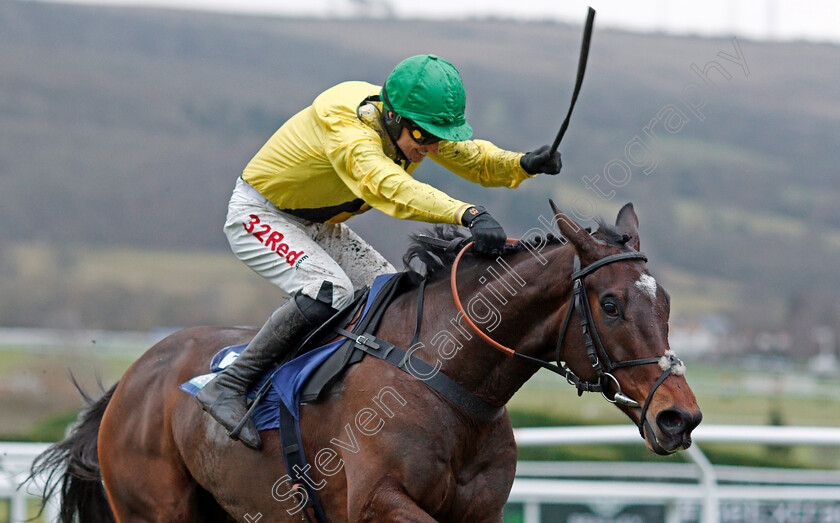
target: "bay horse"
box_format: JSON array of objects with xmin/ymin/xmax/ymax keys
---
[{"xmin": 32, "ymin": 202, "xmax": 701, "ymax": 522}]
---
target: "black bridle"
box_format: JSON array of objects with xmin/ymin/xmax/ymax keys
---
[
  {"xmin": 436, "ymin": 234, "xmax": 686, "ymax": 439},
  {"xmin": 514, "ymin": 250, "xmax": 685, "ymax": 438}
]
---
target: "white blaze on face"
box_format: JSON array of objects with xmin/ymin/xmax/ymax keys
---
[{"xmin": 635, "ymin": 274, "xmax": 657, "ymax": 299}]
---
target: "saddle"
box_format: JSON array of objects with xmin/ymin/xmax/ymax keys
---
[{"xmin": 298, "ymin": 272, "xmax": 407, "ymax": 404}]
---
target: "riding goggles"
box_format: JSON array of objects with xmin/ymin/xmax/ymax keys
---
[{"xmin": 401, "ymin": 118, "xmax": 442, "ymax": 145}]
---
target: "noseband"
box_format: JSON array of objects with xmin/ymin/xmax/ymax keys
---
[{"xmin": 450, "ymin": 242, "xmax": 685, "ymax": 438}]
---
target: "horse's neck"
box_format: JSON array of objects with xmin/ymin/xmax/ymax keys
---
[{"xmin": 437, "ymin": 246, "xmax": 574, "ymax": 407}]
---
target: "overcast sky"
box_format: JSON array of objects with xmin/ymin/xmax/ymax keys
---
[{"xmin": 36, "ymin": 0, "xmax": 840, "ymax": 44}]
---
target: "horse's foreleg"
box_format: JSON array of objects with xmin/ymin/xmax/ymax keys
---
[{"xmin": 351, "ymin": 476, "xmax": 438, "ymax": 523}]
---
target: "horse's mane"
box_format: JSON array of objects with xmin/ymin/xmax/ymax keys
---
[
  {"xmin": 401, "ymin": 225, "xmax": 467, "ymax": 281},
  {"xmin": 401, "ymin": 220, "xmax": 634, "ymax": 282},
  {"xmin": 401, "ymin": 224, "xmax": 560, "ymax": 281},
  {"xmin": 593, "ymin": 218, "xmax": 636, "ymax": 249}
]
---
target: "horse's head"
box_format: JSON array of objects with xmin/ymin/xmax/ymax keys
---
[{"xmin": 549, "ymin": 200, "xmax": 702, "ymax": 455}]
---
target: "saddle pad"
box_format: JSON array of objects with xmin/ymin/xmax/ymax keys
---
[{"xmin": 179, "ymin": 272, "xmax": 399, "ymax": 424}]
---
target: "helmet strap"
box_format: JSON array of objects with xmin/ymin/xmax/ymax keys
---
[
  {"xmin": 381, "ymin": 112, "xmax": 407, "ymax": 160},
  {"xmin": 379, "ymin": 88, "xmax": 411, "ymax": 166},
  {"xmin": 357, "ymin": 94, "xmax": 410, "ymax": 167}
]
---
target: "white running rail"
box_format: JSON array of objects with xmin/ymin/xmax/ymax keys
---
[
  {"xmin": 510, "ymin": 424, "xmax": 840, "ymax": 523},
  {"xmin": 4, "ymin": 425, "xmax": 840, "ymax": 523}
]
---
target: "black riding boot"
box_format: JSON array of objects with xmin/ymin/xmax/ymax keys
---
[{"xmin": 196, "ymin": 292, "xmax": 335, "ymax": 450}]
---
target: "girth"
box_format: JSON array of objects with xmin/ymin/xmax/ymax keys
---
[
  {"xmin": 331, "ymin": 275, "xmax": 504, "ymax": 421},
  {"xmin": 334, "ymin": 326, "xmax": 504, "ymax": 421}
]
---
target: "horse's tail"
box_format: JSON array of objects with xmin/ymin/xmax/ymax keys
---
[{"xmin": 27, "ymin": 377, "xmax": 118, "ymax": 523}]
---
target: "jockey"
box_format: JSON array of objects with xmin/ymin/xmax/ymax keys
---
[{"xmin": 196, "ymin": 54, "xmax": 562, "ymax": 449}]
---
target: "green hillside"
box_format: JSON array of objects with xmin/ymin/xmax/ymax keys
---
[{"xmin": 2, "ymin": 1, "xmax": 839, "ymax": 336}]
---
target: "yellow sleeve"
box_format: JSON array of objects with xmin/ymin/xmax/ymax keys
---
[
  {"xmin": 429, "ymin": 140, "xmax": 535, "ymax": 188},
  {"xmin": 323, "ymin": 114, "xmax": 470, "ymax": 224}
]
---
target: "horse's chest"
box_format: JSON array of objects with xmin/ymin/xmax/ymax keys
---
[
  {"xmin": 428, "ymin": 427, "xmax": 518, "ymax": 518},
  {"xmin": 442, "ymin": 460, "xmax": 515, "ymax": 520}
]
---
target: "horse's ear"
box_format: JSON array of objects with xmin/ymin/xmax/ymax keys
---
[
  {"xmin": 549, "ymin": 199, "xmax": 598, "ymax": 260},
  {"xmin": 615, "ymin": 202, "xmax": 641, "ymax": 251}
]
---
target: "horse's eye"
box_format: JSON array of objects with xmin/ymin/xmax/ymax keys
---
[{"xmin": 602, "ymin": 299, "xmax": 620, "ymax": 317}]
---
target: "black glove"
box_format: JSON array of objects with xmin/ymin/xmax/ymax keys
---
[
  {"xmin": 462, "ymin": 206, "xmax": 506, "ymax": 256},
  {"xmin": 520, "ymin": 145, "xmax": 563, "ymax": 175}
]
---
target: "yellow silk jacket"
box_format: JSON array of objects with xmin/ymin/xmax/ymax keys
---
[{"xmin": 242, "ymin": 81, "xmax": 534, "ymax": 224}]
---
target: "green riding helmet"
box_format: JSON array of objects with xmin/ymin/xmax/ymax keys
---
[{"xmin": 381, "ymin": 54, "xmax": 473, "ymax": 142}]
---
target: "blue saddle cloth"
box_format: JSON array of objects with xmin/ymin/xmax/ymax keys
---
[{"xmin": 180, "ymin": 273, "xmax": 397, "ymax": 426}]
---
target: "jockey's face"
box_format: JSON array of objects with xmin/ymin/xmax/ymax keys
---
[{"xmin": 395, "ymin": 123, "xmax": 440, "ymax": 163}]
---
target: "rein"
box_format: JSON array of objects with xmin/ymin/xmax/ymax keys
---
[{"xmin": 449, "ymin": 241, "xmax": 684, "ymax": 437}]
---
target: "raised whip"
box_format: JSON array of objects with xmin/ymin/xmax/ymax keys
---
[{"xmin": 549, "ymin": 6, "xmax": 596, "ymax": 156}]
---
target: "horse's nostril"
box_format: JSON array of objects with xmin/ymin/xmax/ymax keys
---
[
  {"xmin": 656, "ymin": 408, "xmax": 690, "ymax": 436},
  {"xmin": 656, "ymin": 408, "xmax": 703, "ymax": 437}
]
